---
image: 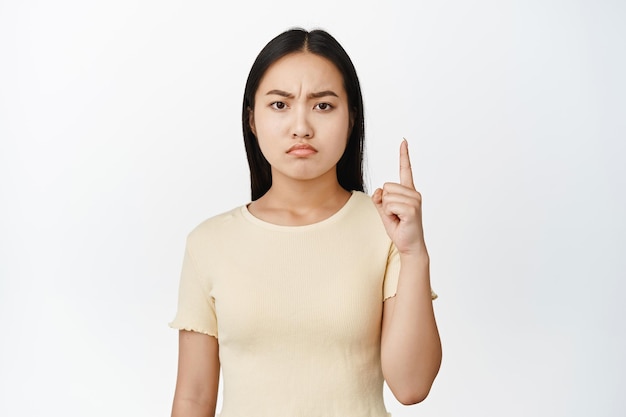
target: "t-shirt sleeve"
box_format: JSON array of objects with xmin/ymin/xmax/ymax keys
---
[
  {"xmin": 168, "ymin": 244, "xmax": 218, "ymax": 338},
  {"xmin": 383, "ymin": 243, "xmax": 438, "ymax": 301}
]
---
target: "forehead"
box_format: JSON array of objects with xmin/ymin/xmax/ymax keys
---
[{"xmin": 257, "ymin": 52, "xmax": 345, "ymax": 94}]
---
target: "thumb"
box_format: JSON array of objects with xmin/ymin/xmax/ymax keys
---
[
  {"xmin": 371, "ymin": 188, "xmax": 383, "ymax": 206},
  {"xmin": 372, "ymin": 188, "xmax": 397, "ymax": 236},
  {"xmin": 371, "ymin": 188, "xmax": 386, "ymax": 217}
]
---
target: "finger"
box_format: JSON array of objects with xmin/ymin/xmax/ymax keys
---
[
  {"xmin": 382, "ymin": 182, "xmax": 421, "ymax": 199},
  {"xmin": 372, "ymin": 188, "xmax": 399, "ymax": 228},
  {"xmin": 379, "ymin": 192, "xmax": 421, "ymax": 208},
  {"xmin": 371, "ymin": 188, "xmax": 383, "ymax": 206},
  {"xmin": 400, "ymin": 138, "xmax": 415, "ymax": 189},
  {"xmin": 381, "ymin": 201, "xmax": 421, "ymax": 221}
]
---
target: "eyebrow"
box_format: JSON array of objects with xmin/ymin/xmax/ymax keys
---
[{"xmin": 265, "ymin": 89, "xmax": 339, "ymax": 99}]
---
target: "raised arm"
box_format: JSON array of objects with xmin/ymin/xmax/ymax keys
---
[
  {"xmin": 171, "ymin": 330, "xmax": 220, "ymax": 417},
  {"xmin": 372, "ymin": 139, "xmax": 442, "ymax": 404}
]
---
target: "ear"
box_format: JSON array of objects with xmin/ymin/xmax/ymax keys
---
[
  {"xmin": 248, "ymin": 107, "xmax": 256, "ymax": 136},
  {"xmin": 348, "ymin": 109, "xmax": 356, "ymax": 134}
]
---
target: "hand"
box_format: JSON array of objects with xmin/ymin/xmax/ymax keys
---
[{"xmin": 372, "ymin": 139, "xmax": 427, "ymax": 256}]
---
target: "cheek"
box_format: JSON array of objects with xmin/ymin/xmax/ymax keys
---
[
  {"xmin": 252, "ymin": 113, "xmax": 272, "ymax": 146},
  {"xmin": 327, "ymin": 125, "xmax": 351, "ymax": 162},
  {"xmin": 332, "ymin": 114, "xmax": 352, "ymax": 148},
  {"xmin": 253, "ymin": 119, "xmax": 283, "ymax": 161},
  {"xmin": 254, "ymin": 111, "xmax": 285, "ymax": 139},
  {"xmin": 255, "ymin": 134, "xmax": 275, "ymax": 159}
]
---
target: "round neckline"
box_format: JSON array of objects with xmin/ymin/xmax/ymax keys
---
[{"xmin": 240, "ymin": 191, "xmax": 359, "ymax": 231}]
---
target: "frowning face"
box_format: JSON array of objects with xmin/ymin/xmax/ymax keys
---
[{"xmin": 250, "ymin": 52, "xmax": 353, "ymax": 187}]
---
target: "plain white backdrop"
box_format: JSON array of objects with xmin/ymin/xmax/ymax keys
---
[{"xmin": 1, "ymin": 1, "xmax": 625, "ymax": 416}]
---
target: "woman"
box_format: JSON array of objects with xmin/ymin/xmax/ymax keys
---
[{"xmin": 170, "ymin": 28, "xmax": 441, "ymax": 417}]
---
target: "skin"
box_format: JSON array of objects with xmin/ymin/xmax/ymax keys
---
[
  {"xmin": 248, "ymin": 52, "xmax": 354, "ymax": 224},
  {"xmin": 171, "ymin": 331, "xmax": 219, "ymax": 417},
  {"xmin": 171, "ymin": 51, "xmax": 441, "ymax": 416},
  {"xmin": 374, "ymin": 140, "xmax": 442, "ymax": 404}
]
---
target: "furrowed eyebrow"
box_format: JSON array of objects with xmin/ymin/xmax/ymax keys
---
[
  {"xmin": 308, "ymin": 90, "xmax": 339, "ymax": 99},
  {"xmin": 266, "ymin": 90, "xmax": 294, "ymax": 98},
  {"xmin": 265, "ymin": 89, "xmax": 339, "ymax": 99}
]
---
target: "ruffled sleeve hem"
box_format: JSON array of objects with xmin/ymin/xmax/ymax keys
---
[
  {"xmin": 168, "ymin": 320, "xmax": 218, "ymax": 338},
  {"xmin": 383, "ymin": 289, "xmax": 438, "ymax": 302}
]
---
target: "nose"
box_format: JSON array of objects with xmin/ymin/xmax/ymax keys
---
[{"xmin": 292, "ymin": 107, "xmax": 312, "ymax": 139}]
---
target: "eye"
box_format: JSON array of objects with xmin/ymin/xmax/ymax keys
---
[
  {"xmin": 270, "ymin": 101, "xmax": 287, "ymax": 110},
  {"xmin": 315, "ymin": 102, "xmax": 333, "ymax": 111}
]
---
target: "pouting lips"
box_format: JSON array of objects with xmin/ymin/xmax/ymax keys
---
[{"xmin": 287, "ymin": 143, "xmax": 318, "ymax": 156}]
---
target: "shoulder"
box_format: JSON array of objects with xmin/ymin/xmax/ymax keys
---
[
  {"xmin": 186, "ymin": 205, "xmax": 245, "ymax": 248},
  {"xmin": 350, "ymin": 191, "xmax": 376, "ymax": 210},
  {"xmin": 341, "ymin": 191, "xmax": 389, "ymax": 235},
  {"xmin": 346, "ymin": 191, "xmax": 383, "ymax": 221}
]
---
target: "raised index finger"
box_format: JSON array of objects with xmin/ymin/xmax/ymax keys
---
[{"xmin": 400, "ymin": 138, "xmax": 415, "ymax": 189}]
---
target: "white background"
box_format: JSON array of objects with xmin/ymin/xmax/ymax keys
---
[{"xmin": 1, "ymin": 1, "xmax": 625, "ymax": 416}]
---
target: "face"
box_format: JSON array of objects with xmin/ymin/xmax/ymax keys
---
[{"xmin": 250, "ymin": 52, "xmax": 352, "ymax": 186}]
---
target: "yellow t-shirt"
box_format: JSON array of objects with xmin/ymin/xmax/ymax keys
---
[{"xmin": 170, "ymin": 191, "xmax": 434, "ymax": 417}]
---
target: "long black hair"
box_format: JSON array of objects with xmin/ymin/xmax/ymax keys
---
[{"xmin": 242, "ymin": 28, "xmax": 365, "ymax": 201}]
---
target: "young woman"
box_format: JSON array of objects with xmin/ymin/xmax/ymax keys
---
[{"xmin": 170, "ymin": 28, "xmax": 441, "ymax": 417}]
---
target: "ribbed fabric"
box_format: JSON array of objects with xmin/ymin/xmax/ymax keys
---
[{"xmin": 170, "ymin": 191, "xmax": 434, "ymax": 417}]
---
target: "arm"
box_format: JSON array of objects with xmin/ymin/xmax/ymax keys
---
[
  {"xmin": 171, "ymin": 330, "xmax": 220, "ymax": 417},
  {"xmin": 373, "ymin": 139, "xmax": 442, "ymax": 405},
  {"xmin": 381, "ymin": 253, "xmax": 441, "ymax": 404}
]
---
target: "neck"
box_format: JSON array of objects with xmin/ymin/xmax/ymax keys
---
[
  {"xmin": 263, "ymin": 170, "xmax": 349, "ymax": 210},
  {"xmin": 247, "ymin": 168, "xmax": 353, "ymax": 226}
]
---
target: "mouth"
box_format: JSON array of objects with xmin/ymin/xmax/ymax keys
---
[{"xmin": 287, "ymin": 143, "xmax": 318, "ymax": 157}]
